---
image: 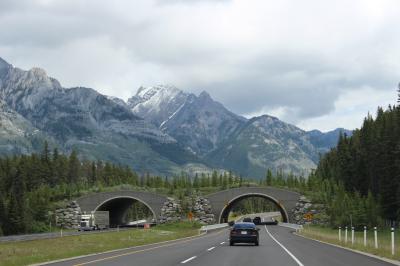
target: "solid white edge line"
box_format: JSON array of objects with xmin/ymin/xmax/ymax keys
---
[
  {"xmin": 207, "ymin": 247, "xmax": 215, "ymax": 251},
  {"xmin": 265, "ymin": 226, "xmax": 304, "ymax": 266},
  {"xmin": 181, "ymin": 256, "xmax": 197, "ymax": 264},
  {"xmin": 294, "ymin": 232, "xmax": 400, "ymax": 266}
]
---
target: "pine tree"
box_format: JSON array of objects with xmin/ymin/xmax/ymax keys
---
[
  {"xmin": 90, "ymin": 161, "xmax": 97, "ymax": 185},
  {"xmin": 193, "ymin": 174, "xmax": 199, "ymax": 190},
  {"xmin": 211, "ymin": 170, "xmax": 218, "ymax": 187},
  {"xmin": 397, "ymin": 82, "xmax": 400, "ymax": 104},
  {"xmin": 266, "ymin": 169, "xmax": 273, "ymax": 186},
  {"xmin": 67, "ymin": 150, "xmax": 79, "ymax": 184},
  {"xmin": 0, "ymin": 197, "xmax": 6, "ymax": 236}
]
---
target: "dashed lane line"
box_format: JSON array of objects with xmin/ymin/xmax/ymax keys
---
[
  {"xmin": 207, "ymin": 247, "xmax": 215, "ymax": 251},
  {"xmin": 220, "ymin": 241, "xmax": 225, "ymax": 245},
  {"xmin": 181, "ymin": 256, "xmax": 197, "ymax": 264},
  {"xmin": 72, "ymin": 230, "xmax": 225, "ymax": 266},
  {"xmin": 265, "ymin": 226, "xmax": 304, "ymax": 266}
]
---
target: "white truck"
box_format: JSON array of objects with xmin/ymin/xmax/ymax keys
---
[{"xmin": 79, "ymin": 211, "xmax": 109, "ymax": 231}]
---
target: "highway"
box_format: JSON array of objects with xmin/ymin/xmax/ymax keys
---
[{"xmin": 46, "ymin": 224, "xmax": 395, "ymax": 266}]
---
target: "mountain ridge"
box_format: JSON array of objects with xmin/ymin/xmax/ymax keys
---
[{"xmin": 0, "ymin": 57, "xmax": 351, "ymax": 177}]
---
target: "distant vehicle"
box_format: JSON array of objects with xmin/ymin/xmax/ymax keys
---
[
  {"xmin": 126, "ymin": 219, "xmax": 147, "ymax": 227},
  {"xmin": 265, "ymin": 217, "xmax": 278, "ymax": 225},
  {"xmin": 253, "ymin": 216, "xmax": 262, "ymax": 225},
  {"xmin": 229, "ymin": 222, "xmax": 259, "ymax": 246},
  {"xmin": 228, "ymin": 220, "xmax": 235, "ymax": 226},
  {"xmin": 242, "ymin": 217, "xmax": 252, "ymax": 222},
  {"xmin": 79, "ymin": 211, "xmax": 109, "ymax": 231}
]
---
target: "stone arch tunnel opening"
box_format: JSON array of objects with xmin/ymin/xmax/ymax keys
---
[
  {"xmin": 95, "ymin": 197, "xmax": 156, "ymax": 227},
  {"xmin": 219, "ymin": 194, "xmax": 288, "ymax": 223}
]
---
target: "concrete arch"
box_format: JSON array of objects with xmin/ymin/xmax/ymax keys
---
[
  {"xmin": 94, "ymin": 196, "xmax": 157, "ymax": 227},
  {"xmin": 76, "ymin": 191, "xmax": 168, "ymax": 226},
  {"xmin": 218, "ymin": 193, "xmax": 289, "ymax": 223},
  {"xmin": 206, "ymin": 187, "xmax": 300, "ymax": 223}
]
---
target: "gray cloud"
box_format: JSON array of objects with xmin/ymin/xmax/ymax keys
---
[{"xmin": 0, "ymin": 0, "xmax": 399, "ymax": 130}]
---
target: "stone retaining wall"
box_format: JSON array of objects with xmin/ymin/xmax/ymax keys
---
[
  {"xmin": 292, "ymin": 195, "xmax": 328, "ymax": 225},
  {"xmin": 191, "ymin": 196, "xmax": 215, "ymax": 224},
  {"xmin": 55, "ymin": 201, "xmax": 81, "ymax": 229},
  {"xmin": 159, "ymin": 197, "xmax": 182, "ymax": 223}
]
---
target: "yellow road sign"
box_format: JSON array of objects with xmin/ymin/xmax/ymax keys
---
[{"xmin": 304, "ymin": 213, "xmax": 313, "ymax": 221}]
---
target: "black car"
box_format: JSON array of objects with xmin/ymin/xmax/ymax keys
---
[
  {"xmin": 253, "ymin": 216, "xmax": 262, "ymax": 225},
  {"xmin": 242, "ymin": 217, "xmax": 252, "ymax": 222},
  {"xmin": 229, "ymin": 222, "xmax": 259, "ymax": 246}
]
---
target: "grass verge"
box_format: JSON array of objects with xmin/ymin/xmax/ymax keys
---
[
  {"xmin": 0, "ymin": 222, "xmax": 201, "ymax": 266},
  {"xmin": 299, "ymin": 225, "xmax": 400, "ymax": 261}
]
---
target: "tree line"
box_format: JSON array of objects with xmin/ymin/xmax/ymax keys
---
[
  {"xmin": 0, "ymin": 142, "xmax": 253, "ymax": 236},
  {"xmin": 314, "ymin": 101, "xmax": 400, "ymax": 226}
]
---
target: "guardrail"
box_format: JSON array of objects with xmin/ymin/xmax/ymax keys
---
[
  {"xmin": 279, "ymin": 222, "xmax": 303, "ymax": 232},
  {"xmin": 200, "ymin": 223, "xmax": 229, "ymax": 233}
]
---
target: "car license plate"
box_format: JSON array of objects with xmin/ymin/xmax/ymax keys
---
[{"xmin": 241, "ymin": 231, "xmax": 247, "ymax": 235}]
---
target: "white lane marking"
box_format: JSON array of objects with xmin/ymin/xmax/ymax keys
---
[
  {"xmin": 181, "ymin": 256, "xmax": 197, "ymax": 264},
  {"xmin": 220, "ymin": 241, "xmax": 225, "ymax": 245},
  {"xmin": 265, "ymin": 226, "xmax": 304, "ymax": 266},
  {"xmin": 207, "ymin": 247, "xmax": 215, "ymax": 251}
]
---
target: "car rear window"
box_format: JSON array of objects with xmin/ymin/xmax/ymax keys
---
[{"xmin": 233, "ymin": 223, "xmax": 256, "ymax": 229}]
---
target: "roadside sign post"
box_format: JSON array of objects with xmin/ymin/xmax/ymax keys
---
[
  {"xmin": 304, "ymin": 213, "xmax": 313, "ymax": 223},
  {"xmin": 364, "ymin": 226, "xmax": 367, "ymax": 247},
  {"xmin": 339, "ymin": 227, "xmax": 341, "ymax": 242},
  {"xmin": 374, "ymin": 227, "xmax": 378, "ymax": 249},
  {"xmin": 351, "ymin": 227, "xmax": 354, "ymax": 245},
  {"xmin": 345, "ymin": 226, "xmax": 348, "ymax": 244},
  {"xmin": 391, "ymin": 228, "xmax": 395, "ymax": 256}
]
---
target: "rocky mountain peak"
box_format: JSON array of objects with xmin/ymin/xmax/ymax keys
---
[
  {"xmin": 250, "ymin": 115, "xmax": 283, "ymax": 128},
  {"xmin": 0, "ymin": 57, "xmax": 10, "ymax": 69},
  {"xmin": 28, "ymin": 67, "xmax": 47, "ymax": 78},
  {"xmin": 0, "ymin": 57, "xmax": 11, "ymax": 78},
  {"xmin": 128, "ymin": 84, "xmax": 191, "ymax": 127},
  {"xmin": 198, "ymin": 90, "xmax": 211, "ymax": 99},
  {"xmin": 253, "ymin": 114, "xmax": 279, "ymax": 122}
]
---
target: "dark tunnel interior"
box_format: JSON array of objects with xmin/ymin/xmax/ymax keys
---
[
  {"xmin": 96, "ymin": 197, "xmax": 155, "ymax": 227},
  {"xmin": 219, "ymin": 194, "xmax": 288, "ymax": 223}
]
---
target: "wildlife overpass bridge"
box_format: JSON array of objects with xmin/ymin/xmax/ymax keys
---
[{"xmin": 76, "ymin": 187, "xmax": 300, "ymax": 226}]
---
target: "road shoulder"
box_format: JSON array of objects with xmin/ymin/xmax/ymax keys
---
[
  {"xmin": 293, "ymin": 232, "xmax": 400, "ymax": 266},
  {"xmin": 30, "ymin": 231, "xmax": 206, "ymax": 266}
]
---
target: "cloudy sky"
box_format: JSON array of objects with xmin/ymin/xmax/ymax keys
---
[{"xmin": 0, "ymin": 0, "xmax": 399, "ymax": 132}]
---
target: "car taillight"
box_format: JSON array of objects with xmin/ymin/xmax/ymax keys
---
[
  {"xmin": 251, "ymin": 230, "xmax": 257, "ymax": 235},
  {"xmin": 231, "ymin": 230, "xmax": 237, "ymax": 235}
]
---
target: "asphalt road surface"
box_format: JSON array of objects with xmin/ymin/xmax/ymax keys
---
[{"xmin": 47, "ymin": 224, "xmax": 395, "ymax": 266}]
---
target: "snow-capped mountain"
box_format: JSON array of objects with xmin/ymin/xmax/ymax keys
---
[
  {"xmin": 128, "ymin": 86, "xmax": 246, "ymax": 156},
  {"xmin": 128, "ymin": 85, "xmax": 192, "ymax": 127},
  {"xmin": 0, "ymin": 57, "xmax": 350, "ymax": 178},
  {"xmin": 0, "ymin": 57, "xmax": 206, "ymax": 175}
]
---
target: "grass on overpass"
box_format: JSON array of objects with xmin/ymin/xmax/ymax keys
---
[{"xmin": 0, "ymin": 222, "xmax": 202, "ymax": 266}]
